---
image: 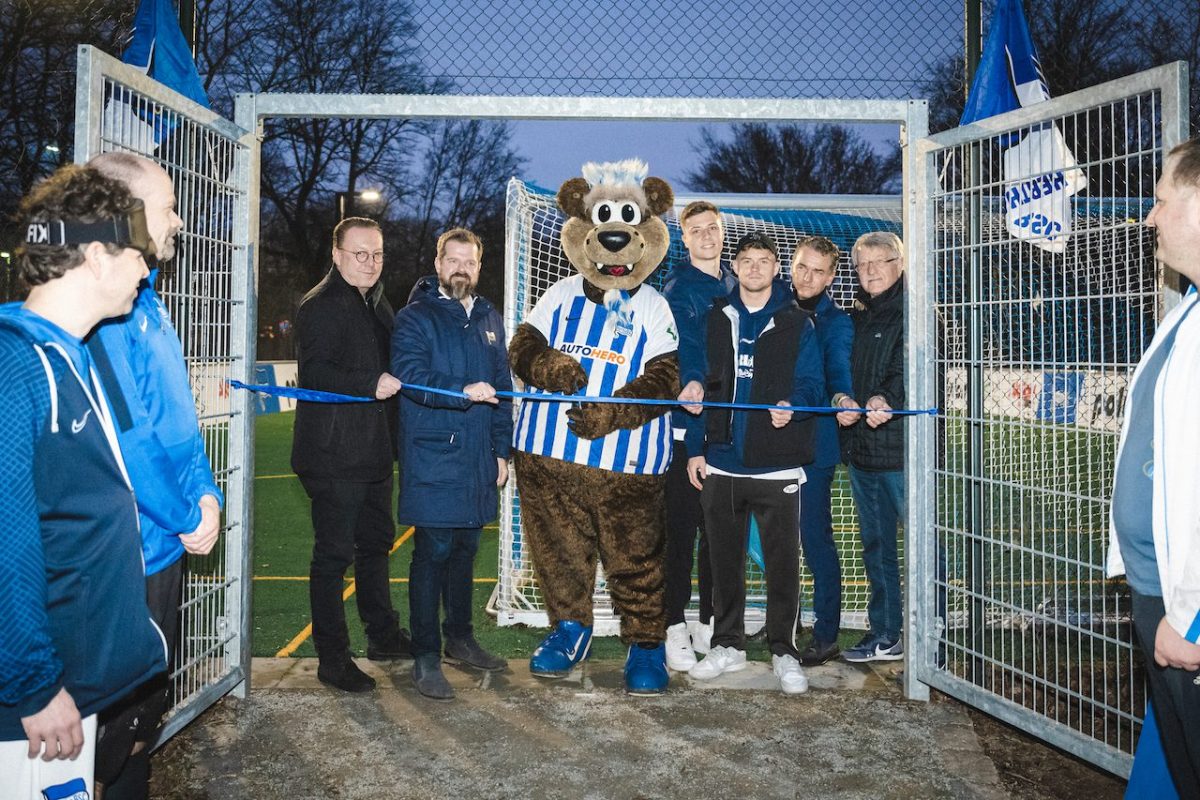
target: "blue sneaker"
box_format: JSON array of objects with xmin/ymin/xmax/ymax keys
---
[
  {"xmin": 529, "ymin": 620, "xmax": 593, "ymax": 676},
  {"xmin": 624, "ymin": 643, "xmax": 669, "ymax": 695},
  {"xmin": 843, "ymin": 633, "xmax": 904, "ymax": 663}
]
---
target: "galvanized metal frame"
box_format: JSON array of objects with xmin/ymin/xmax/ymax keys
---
[
  {"xmin": 234, "ymin": 89, "xmax": 929, "ymax": 688},
  {"xmin": 910, "ymin": 61, "xmax": 1189, "ymax": 777},
  {"xmin": 73, "ymin": 45, "xmax": 257, "ymax": 739}
]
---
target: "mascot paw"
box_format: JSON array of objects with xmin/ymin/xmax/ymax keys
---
[
  {"xmin": 533, "ymin": 349, "xmax": 589, "ymax": 394},
  {"xmin": 566, "ymin": 402, "xmax": 618, "ymax": 440}
]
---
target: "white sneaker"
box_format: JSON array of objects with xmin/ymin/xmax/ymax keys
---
[
  {"xmin": 687, "ymin": 619, "xmax": 713, "ymax": 655},
  {"xmin": 665, "ymin": 622, "xmax": 697, "ymax": 671},
  {"xmin": 688, "ymin": 645, "xmax": 747, "ymax": 680},
  {"xmin": 772, "ymin": 654, "xmax": 809, "ymax": 695}
]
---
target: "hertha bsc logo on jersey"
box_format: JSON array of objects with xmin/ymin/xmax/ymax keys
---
[{"xmin": 514, "ymin": 274, "xmax": 677, "ymax": 475}]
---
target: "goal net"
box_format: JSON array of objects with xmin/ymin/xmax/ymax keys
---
[{"xmin": 494, "ymin": 178, "xmax": 904, "ymax": 634}]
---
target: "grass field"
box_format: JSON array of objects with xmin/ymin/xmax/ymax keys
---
[{"xmin": 252, "ymin": 412, "xmax": 747, "ymax": 662}]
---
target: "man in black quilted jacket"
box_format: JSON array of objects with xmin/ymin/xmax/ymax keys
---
[{"xmin": 835, "ymin": 231, "xmax": 908, "ymax": 664}]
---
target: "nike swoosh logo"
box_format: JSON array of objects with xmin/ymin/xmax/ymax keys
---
[
  {"xmin": 565, "ymin": 633, "xmax": 585, "ymax": 660},
  {"xmin": 71, "ymin": 409, "xmax": 93, "ymax": 434},
  {"xmin": 139, "ymin": 316, "xmax": 149, "ymax": 333}
]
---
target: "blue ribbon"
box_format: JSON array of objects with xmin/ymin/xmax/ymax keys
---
[{"xmin": 228, "ymin": 380, "xmax": 938, "ymax": 416}]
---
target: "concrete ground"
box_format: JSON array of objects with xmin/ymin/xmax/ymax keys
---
[{"xmin": 149, "ymin": 657, "xmax": 1126, "ymax": 800}]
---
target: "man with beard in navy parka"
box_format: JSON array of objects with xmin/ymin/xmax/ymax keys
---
[{"xmin": 391, "ymin": 228, "xmax": 513, "ymax": 700}]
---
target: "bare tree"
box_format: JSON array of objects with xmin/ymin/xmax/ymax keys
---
[
  {"xmin": 396, "ymin": 119, "xmax": 525, "ymax": 300},
  {"xmin": 685, "ymin": 123, "xmax": 897, "ymax": 194},
  {"xmin": 0, "ymin": 0, "xmax": 132, "ymax": 260}
]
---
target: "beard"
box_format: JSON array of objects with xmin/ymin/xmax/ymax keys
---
[{"xmin": 441, "ymin": 272, "xmax": 475, "ymax": 300}]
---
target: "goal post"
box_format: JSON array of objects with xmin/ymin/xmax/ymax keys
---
[{"xmin": 493, "ymin": 178, "xmax": 905, "ymax": 634}]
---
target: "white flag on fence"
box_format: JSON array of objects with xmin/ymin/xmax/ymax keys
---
[{"xmin": 1001, "ymin": 126, "xmax": 1087, "ymax": 254}]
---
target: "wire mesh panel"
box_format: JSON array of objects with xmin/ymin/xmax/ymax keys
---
[
  {"xmin": 496, "ymin": 178, "xmax": 903, "ymax": 633},
  {"xmin": 74, "ymin": 45, "xmax": 252, "ymax": 741},
  {"xmin": 911, "ymin": 63, "xmax": 1188, "ymax": 776}
]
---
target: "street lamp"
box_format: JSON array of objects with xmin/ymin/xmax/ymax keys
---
[{"xmin": 336, "ymin": 189, "xmax": 384, "ymax": 221}]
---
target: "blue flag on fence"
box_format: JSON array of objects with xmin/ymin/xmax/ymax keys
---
[
  {"xmin": 103, "ymin": 0, "xmax": 210, "ymax": 153},
  {"xmin": 960, "ymin": 0, "xmax": 1049, "ymax": 125},
  {"xmin": 957, "ymin": 0, "xmax": 1086, "ymax": 254},
  {"xmin": 123, "ymin": 0, "xmax": 210, "ymax": 109}
]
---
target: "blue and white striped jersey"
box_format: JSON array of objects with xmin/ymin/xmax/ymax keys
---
[{"xmin": 514, "ymin": 274, "xmax": 678, "ymax": 475}]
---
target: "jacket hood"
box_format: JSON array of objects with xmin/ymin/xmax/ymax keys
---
[
  {"xmin": 726, "ymin": 278, "xmax": 796, "ymax": 317},
  {"xmin": 406, "ymin": 273, "xmax": 494, "ymax": 317},
  {"xmin": 0, "ymin": 302, "xmax": 78, "ymax": 346},
  {"xmin": 664, "ymin": 259, "xmax": 732, "ymax": 288}
]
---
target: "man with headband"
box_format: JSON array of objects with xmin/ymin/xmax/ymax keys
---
[{"xmin": 0, "ymin": 164, "xmax": 166, "ymax": 799}]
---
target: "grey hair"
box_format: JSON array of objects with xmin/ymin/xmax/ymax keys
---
[{"xmin": 851, "ymin": 231, "xmax": 903, "ymax": 264}]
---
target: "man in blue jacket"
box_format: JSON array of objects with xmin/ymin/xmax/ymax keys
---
[
  {"xmin": 83, "ymin": 152, "xmax": 224, "ymax": 798},
  {"xmin": 0, "ymin": 165, "xmax": 165, "ymax": 799},
  {"xmin": 789, "ymin": 236, "xmax": 854, "ymax": 666},
  {"xmin": 679, "ymin": 232, "xmax": 824, "ymax": 695},
  {"xmin": 391, "ymin": 228, "xmax": 513, "ymax": 700},
  {"xmin": 661, "ymin": 200, "xmax": 736, "ymax": 671}
]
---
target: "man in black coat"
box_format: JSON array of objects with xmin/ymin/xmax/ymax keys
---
[
  {"xmin": 836, "ymin": 231, "xmax": 907, "ymax": 664},
  {"xmin": 292, "ymin": 217, "xmax": 408, "ymax": 693}
]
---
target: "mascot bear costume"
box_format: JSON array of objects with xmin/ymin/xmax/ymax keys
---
[{"xmin": 509, "ymin": 159, "xmax": 679, "ymax": 695}]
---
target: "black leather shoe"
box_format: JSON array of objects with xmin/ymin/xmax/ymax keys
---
[
  {"xmin": 444, "ymin": 636, "xmax": 508, "ymax": 672},
  {"xmin": 412, "ymin": 654, "xmax": 455, "ymax": 700},
  {"xmin": 317, "ymin": 658, "xmax": 376, "ymax": 693},
  {"xmin": 367, "ymin": 628, "xmax": 413, "ymax": 661},
  {"xmin": 799, "ymin": 639, "xmax": 841, "ymax": 667}
]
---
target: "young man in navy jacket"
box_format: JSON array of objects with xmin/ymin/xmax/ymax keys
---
[
  {"xmin": 661, "ymin": 201, "xmax": 737, "ymax": 671},
  {"xmin": 789, "ymin": 236, "xmax": 854, "ymax": 666},
  {"xmin": 391, "ymin": 228, "xmax": 513, "ymax": 700},
  {"xmin": 0, "ymin": 165, "xmax": 165, "ymax": 799},
  {"xmin": 679, "ymin": 232, "xmax": 824, "ymax": 694}
]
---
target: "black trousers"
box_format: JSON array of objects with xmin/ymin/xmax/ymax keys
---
[
  {"xmin": 95, "ymin": 558, "xmax": 184, "ymax": 790},
  {"xmin": 1132, "ymin": 590, "xmax": 1200, "ymax": 799},
  {"xmin": 300, "ymin": 474, "xmax": 400, "ymax": 660},
  {"xmin": 701, "ymin": 472, "xmax": 801, "ymax": 658},
  {"xmin": 664, "ymin": 441, "xmax": 713, "ymax": 626}
]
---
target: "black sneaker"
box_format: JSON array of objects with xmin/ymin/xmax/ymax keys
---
[
  {"xmin": 317, "ymin": 658, "xmax": 376, "ymax": 693},
  {"xmin": 444, "ymin": 635, "xmax": 508, "ymax": 672},
  {"xmin": 412, "ymin": 654, "xmax": 455, "ymax": 700},
  {"xmin": 367, "ymin": 628, "xmax": 413, "ymax": 661},
  {"xmin": 799, "ymin": 639, "xmax": 841, "ymax": 666}
]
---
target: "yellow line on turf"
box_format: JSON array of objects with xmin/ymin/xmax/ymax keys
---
[{"xmin": 274, "ymin": 526, "xmax": 415, "ymax": 658}]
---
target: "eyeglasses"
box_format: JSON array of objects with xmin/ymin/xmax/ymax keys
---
[
  {"xmin": 338, "ymin": 248, "xmax": 384, "ymax": 264},
  {"xmin": 855, "ymin": 256, "xmax": 899, "ymax": 272}
]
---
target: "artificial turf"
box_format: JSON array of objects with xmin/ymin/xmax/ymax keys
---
[{"xmin": 251, "ymin": 412, "xmax": 860, "ymax": 663}]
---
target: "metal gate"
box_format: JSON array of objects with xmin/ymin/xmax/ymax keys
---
[
  {"xmin": 908, "ymin": 62, "xmax": 1189, "ymax": 776},
  {"xmin": 74, "ymin": 45, "xmax": 257, "ymax": 741}
]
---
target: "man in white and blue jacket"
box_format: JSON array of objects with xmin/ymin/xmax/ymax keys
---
[
  {"xmin": 392, "ymin": 228, "xmax": 513, "ymax": 701},
  {"xmin": 679, "ymin": 232, "xmax": 824, "ymax": 695},
  {"xmin": 0, "ymin": 165, "xmax": 165, "ymax": 799},
  {"xmin": 1108, "ymin": 139, "xmax": 1200, "ymax": 797},
  {"xmin": 84, "ymin": 153, "xmax": 223, "ymax": 798}
]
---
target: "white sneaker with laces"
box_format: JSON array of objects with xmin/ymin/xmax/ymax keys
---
[
  {"xmin": 665, "ymin": 622, "xmax": 698, "ymax": 671},
  {"xmin": 772, "ymin": 654, "xmax": 809, "ymax": 695},
  {"xmin": 688, "ymin": 619, "xmax": 713, "ymax": 655},
  {"xmin": 688, "ymin": 645, "xmax": 747, "ymax": 680}
]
